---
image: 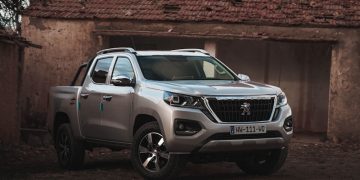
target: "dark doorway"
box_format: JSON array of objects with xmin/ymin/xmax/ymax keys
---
[{"xmin": 217, "ymin": 40, "xmax": 332, "ymax": 133}]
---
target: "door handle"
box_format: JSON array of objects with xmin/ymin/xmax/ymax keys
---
[
  {"xmin": 80, "ymin": 93, "xmax": 89, "ymax": 99},
  {"xmin": 70, "ymin": 98, "xmax": 76, "ymax": 105},
  {"xmin": 103, "ymin": 95, "xmax": 112, "ymax": 101}
]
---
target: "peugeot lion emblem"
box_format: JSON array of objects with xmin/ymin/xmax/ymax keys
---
[{"xmin": 240, "ymin": 102, "xmax": 251, "ymax": 115}]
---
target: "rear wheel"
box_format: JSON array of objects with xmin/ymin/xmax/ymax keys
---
[
  {"xmin": 131, "ymin": 122, "xmax": 187, "ymax": 179},
  {"xmin": 236, "ymin": 148, "xmax": 288, "ymax": 175},
  {"xmin": 55, "ymin": 124, "xmax": 85, "ymax": 170}
]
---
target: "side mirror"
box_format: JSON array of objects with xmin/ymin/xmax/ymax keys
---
[
  {"xmin": 111, "ymin": 76, "xmax": 134, "ymax": 86},
  {"xmin": 237, "ymin": 74, "xmax": 251, "ymax": 81}
]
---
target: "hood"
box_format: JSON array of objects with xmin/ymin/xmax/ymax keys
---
[{"xmin": 143, "ymin": 80, "xmax": 281, "ymax": 96}]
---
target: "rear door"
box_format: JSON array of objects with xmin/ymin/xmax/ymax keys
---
[
  {"xmin": 98, "ymin": 56, "xmax": 135, "ymax": 142},
  {"xmin": 79, "ymin": 56, "xmax": 114, "ymax": 139}
]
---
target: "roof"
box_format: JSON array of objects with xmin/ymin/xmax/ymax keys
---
[
  {"xmin": 96, "ymin": 47, "xmax": 210, "ymax": 56},
  {"xmin": 0, "ymin": 30, "xmax": 41, "ymax": 48},
  {"xmin": 136, "ymin": 51, "xmax": 209, "ymax": 56},
  {"xmin": 97, "ymin": 51, "xmax": 209, "ymax": 58},
  {"xmin": 96, "ymin": 48, "xmax": 209, "ymax": 57},
  {"xmin": 24, "ymin": 0, "xmax": 360, "ymax": 27}
]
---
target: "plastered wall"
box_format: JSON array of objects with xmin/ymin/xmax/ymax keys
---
[
  {"xmin": 21, "ymin": 17, "xmax": 99, "ymax": 129},
  {"xmin": 328, "ymin": 30, "xmax": 360, "ymax": 142}
]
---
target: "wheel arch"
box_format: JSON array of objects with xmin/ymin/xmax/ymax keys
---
[
  {"xmin": 53, "ymin": 112, "xmax": 71, "ymax": 140},
  {"xmin": 132, "ymin": 112, "xmax": 165, "ymax": 138}
]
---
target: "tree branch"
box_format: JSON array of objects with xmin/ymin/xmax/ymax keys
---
[{"xmin": 0, "ymin": 0, "xmax": 28, "ymax": 33}]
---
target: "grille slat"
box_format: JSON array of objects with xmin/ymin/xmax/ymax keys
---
[{"xmin": 208, "ymin": 97, "xmax": 275, "ymax": 123}]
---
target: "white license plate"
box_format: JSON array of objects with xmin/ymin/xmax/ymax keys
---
[{"xmin": 230, "ymin": 125, "xmax": 266, "ymax": 135}]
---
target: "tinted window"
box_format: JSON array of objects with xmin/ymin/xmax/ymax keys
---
[
  {"xmin": 137, "ymin": 56, "xmax": 235, "ymax": 81},
  {"xmin": 73, "ymin": 65, "xmax": 87, "ymax": 86},
  {"xmin": 91, "ymin": 57, "xmax": 113, "ymax": 83},
  {"xmin": 111, "ymin": 57, "xmax": 135, "ymax": 79}
]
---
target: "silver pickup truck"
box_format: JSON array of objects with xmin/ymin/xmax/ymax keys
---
[{"xmin": 48, "ymin": 48, "xmax": 293, "ymax": 179}]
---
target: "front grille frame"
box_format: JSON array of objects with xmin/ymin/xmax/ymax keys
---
[{"xmin": 202, "ymin": 95, "xmax": 277, "ymax": 123}]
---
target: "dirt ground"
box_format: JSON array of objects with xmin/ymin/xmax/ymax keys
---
[{"xmin": 1, "ymin": 134, "xmax": 360, "ymax": 180}]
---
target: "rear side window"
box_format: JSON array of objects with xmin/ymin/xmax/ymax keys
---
[
  {"xmin": 72, "ymin": 64, "xmax": 87, "ymax": 86},
  {"xmin": 91, "ymin": 57, "xmax": 113, "ymax": 84}
]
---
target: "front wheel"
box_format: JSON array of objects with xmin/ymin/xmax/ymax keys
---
[
  {"xmin": 236, "ymin": 147, "xmax": 288, "ymax": 175},
  {"xmin": 131, "ymin": 122, "xmax": 187, "ymax": 179}
]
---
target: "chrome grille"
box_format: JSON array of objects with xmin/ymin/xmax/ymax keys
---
[{"xmin": 206, "ymin": 97, "xmax": 275, "ymax": 123}]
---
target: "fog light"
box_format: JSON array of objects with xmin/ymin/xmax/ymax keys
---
[
  {"xmin": 175, "ymin": 119, "xmax": 202, "ymax": 136},
  {"xmin": 178, "ymin": 123, "xmax": 185, "ymax": 130},
  {"xmin": 283, "ymin": 116, "xmax": 293, "ymax": 132}
]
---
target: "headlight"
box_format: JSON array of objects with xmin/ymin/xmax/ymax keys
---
[
  {"xmin": 277, "ymin": 92, "xmax": 287, "ymax": 107},
  {"xmin": 163, "ymin": 92, "xmax": 203, "ymax": 109}
]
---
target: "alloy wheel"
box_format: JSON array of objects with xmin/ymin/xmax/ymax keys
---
[
  {"xmin": 138, "ymin": 132, "xmax": 170, "ymax": 172},
  {"xmin": 58, "ymin": 131, "xmax": 71, "ymax": 163}
]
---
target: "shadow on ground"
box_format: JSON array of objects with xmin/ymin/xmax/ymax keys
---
[{"xmin": 1, "ymin": 134, "xmax": 360, "ymax": 179}]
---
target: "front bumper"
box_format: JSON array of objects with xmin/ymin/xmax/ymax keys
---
[
  {"xmin": 157, "ymin": 102, "xmax": 293, "ymax": 153},
  {"xmin": 198, "ymin": 137, "xmax": 285, "ymax": 152}
]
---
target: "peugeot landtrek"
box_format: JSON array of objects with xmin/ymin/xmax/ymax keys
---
[{"xmin": 48, "ymin": 48, "xmax": 293, "ymax": 179}]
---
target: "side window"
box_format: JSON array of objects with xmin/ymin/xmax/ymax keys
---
[
  {"xmin": 111, "ymin": 57, "xmax": 135, "ymax": 80},
  {"xmin": 91, "ymin": 57, "xmax": 113, "ymax": 84},
  {"xmin": 73, "ymin": 64, "xmax": 87, "ymax": 86},
  {"xmin": 203, "ymin": 61, "xmax": 215, "ymax": 78}
]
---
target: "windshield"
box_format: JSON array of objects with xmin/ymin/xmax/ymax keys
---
[{"xmin": 137, "ymin": 55, "xmax": 236, "ymax": 81}]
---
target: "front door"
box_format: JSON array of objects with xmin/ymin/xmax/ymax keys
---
[
  {"xmin": 99, "ymin": 56, "xmax": 135, "ymax": 142},
  {"xmin": 79, "ymin": 56, "xmax": 114, "ymax": 139}
]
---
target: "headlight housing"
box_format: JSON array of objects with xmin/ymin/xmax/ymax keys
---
[
  {"xmin": 277, "ymin": 92, "xmax": 287, "ymax": 107},
  {"xmin": 163, "ymin": 92, "xmax": 203, "ymax": 109}
]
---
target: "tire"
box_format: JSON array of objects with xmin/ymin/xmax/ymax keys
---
[
  {"xmin": 131, "ymin": 122, "xmax": 187, "ymax": 180},
  {"xmin": 55, "ymin": 124, "xmax": 85, "ymax": 170},
  {"xmin": 236, "ymin": 147, "xmax": 288, "ymax": 175}
]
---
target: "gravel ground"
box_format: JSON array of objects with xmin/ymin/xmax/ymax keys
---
[{"xmin": 1, "ymin": 134, "xmax": 360, "ymax": 180}]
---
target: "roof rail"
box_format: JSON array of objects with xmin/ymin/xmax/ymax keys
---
[
  {"xmin": 172, "ymin": 49, "xmax": 209, "ymax": 54},
  {"xmin": 97, "ymin": 47, "xmax": 136, "ymax": 55}
]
